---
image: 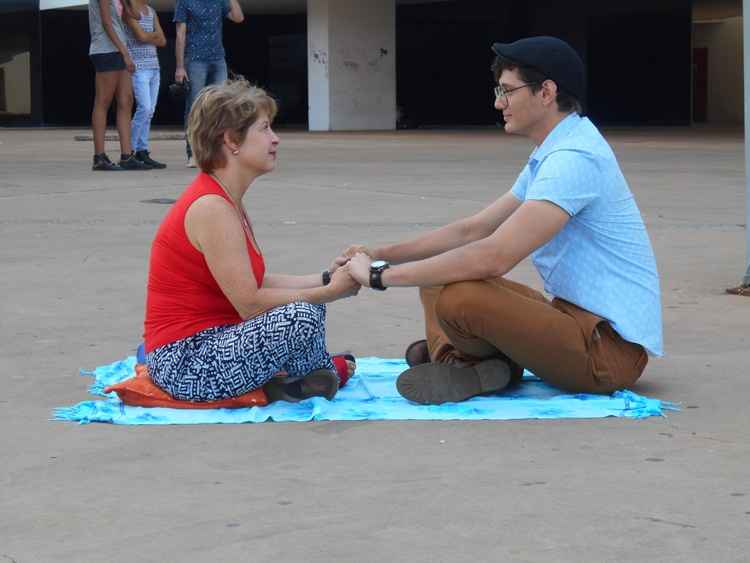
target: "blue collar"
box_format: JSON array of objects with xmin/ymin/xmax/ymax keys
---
[{"xmin": 529, "ymin": 113, "xmax": 582, "ymax": 164}]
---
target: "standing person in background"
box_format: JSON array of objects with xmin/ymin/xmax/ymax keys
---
[
  {"xmin": 174, "ymin": 0, "xmax": 245, "ymax": 168},
  {"xmin": 89, "ymin": 0, "xmax": 150, "ymax": 171},
  {"xmin": 124, "ymin": 0, "xmax": 168, "ymax": 169}
]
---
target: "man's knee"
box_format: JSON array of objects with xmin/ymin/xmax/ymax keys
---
[{"xmin": 435, "ymin": 280, "xmax": 487, "ymax": 321}]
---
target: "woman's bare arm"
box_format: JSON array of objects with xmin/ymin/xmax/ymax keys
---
[{"xmin": 185, "ymin": 196, "xmax": 359, "ymax": 320}]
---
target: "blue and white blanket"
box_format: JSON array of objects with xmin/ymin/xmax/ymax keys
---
[{"xmin": 53, "ymin": 356, "xmax": 676, "ymax": 425}]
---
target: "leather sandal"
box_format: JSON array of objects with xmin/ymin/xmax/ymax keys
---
[
  {"xmin": 405, "ymin": 339, "xmax": 430, "ymax": 367},
  {"xmin": 396, "ymin": 358, "xmax": 512, "ymax": 405}
]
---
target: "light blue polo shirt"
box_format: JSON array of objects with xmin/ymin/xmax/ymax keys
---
[{"xmin": 511, "ymin": 113, "xmax": 663, "ymax": 356}]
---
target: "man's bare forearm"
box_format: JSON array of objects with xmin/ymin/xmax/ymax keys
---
[
  {"xmin": 175, "ymin": 25, "xmax": 186, "ymax": 69},
  {"xmin": 381, "ymin": 237, "xmax": 507, "ymax": 288},
  {"xmin": 373, "ymin": 217, "xmax": 478, "ymax": 265}
]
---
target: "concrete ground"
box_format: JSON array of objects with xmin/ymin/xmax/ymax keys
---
[{"xmin": 1, "ymin": 125, "xmax": 748, "ymax": 563}]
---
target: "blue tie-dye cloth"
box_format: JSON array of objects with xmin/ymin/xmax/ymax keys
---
[{"xmin": 53, "ymin": 356, "xmax": 677, "ymax": 425}]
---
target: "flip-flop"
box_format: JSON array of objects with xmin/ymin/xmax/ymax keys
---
[
  {"xmin": 396, "ymin": 358, "xmax": 511, "ymax": 405},
  {"xmin": 405, "ymin": 339, "xmax": 430, "ymax": 367}
]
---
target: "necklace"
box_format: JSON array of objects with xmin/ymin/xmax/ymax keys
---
[{"xmin": 210, "ymin": 173, "xmax": 261, "ymax": 253}]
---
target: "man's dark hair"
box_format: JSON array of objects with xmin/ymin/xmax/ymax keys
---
[{"xmin": 491, "ymin": 55, "xmax": 583, "ymax": 115}]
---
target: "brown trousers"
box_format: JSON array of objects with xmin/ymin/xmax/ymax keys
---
[{"xmin": 419, "ymin": 277, "xmax": 648, "ymax": 394}]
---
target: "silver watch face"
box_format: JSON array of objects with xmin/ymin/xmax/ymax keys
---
[{"xmin": 371, "ymin": 260, "xmax": 388, "ymax": 269}]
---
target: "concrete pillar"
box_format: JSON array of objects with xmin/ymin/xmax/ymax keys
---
[
  {"xmin": 744, "ymin": 0, "xmax": 750, "ymax": 284},
  {"xmin": 307, "ymin": 0, "xmax": 396, "ymax": 131}
]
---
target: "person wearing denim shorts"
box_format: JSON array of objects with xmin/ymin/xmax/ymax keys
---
[
  {"xmin": 124, "ymin": 0, "xmax": 167, "ymax": 169},
  {"xmin": 173, "ymin": 0, "xmax": 244, "ymax": 167},
  {"xmin": 89, "ymin": 0, "xmax": 150, "ymax": 171}
]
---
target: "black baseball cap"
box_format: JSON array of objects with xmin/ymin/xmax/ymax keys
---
[{"xmin": 491, "ymin": 36, "xmax": 586, "ymax": 103}]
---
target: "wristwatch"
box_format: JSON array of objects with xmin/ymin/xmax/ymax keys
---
[{"xmin": 369, "ymin": 260, "xmax": 390, "ymax": 291}]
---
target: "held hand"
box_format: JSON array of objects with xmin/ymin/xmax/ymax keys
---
[
  {"xmin": 326, "ymin": 266, "xmax": 361, "ymax": 301},
  {"xmin": 330, "ymin": 244, "xmax": 371, "ymax": 273},
  {"xmin": 328, "ymin": 254, "xmax": 348, "ymax": 274},
  {"xmin": 124, "ymin": 54, "xmax": 136, "ymax": 74},
  {"xmin": 175, "ymin": 67, "xmax": 188, "ymax": 84},
  {"xmin": 347, "ymin": 253, "xmax": 372, "ymax": 287}
]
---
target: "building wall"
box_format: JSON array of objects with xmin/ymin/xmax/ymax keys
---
[
  {"xmin": 328, "ymin": 0, "xmax": 396, "ymax": 130},
  {"xmin": 0, "ymin": 0, "xmax": 42, "ymax": 123},
  {"xmin": 307, "ymin": 0, "xmax": 331, "ymax": 130},
  {"xmin": 0, "ymin": 52, "xmax": 32, "ymax": 114},
  {"xmin": 694, "ymin": 17, "xmax": 744, "ymax": 124},
  {"xmin": 1, "ymin": 0, "xmax": 697, "ymax": 127},
  {"xmin": 693, "ymin": 0, "xmax": 742, "ymax": 21},
  {"xmin": 36, "ymin": 8, "xmax": 309, "ymax": 126},
  {"xmin": 397, "ymin": 0, "xmax": 692, "ymax": 127}
]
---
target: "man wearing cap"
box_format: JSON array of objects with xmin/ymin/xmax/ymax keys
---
[{"xmin": 339, "ymin": 36, "xmax": 663, "ymax": 404}]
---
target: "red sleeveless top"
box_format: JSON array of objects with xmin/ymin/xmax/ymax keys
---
[{"xmin": 144, "ymin": 173, "xmax": 266, "ymax": 352}]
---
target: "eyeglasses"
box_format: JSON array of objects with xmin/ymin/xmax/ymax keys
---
[{"xmin": 493, "ymin": 82, "xmax": 538, "ymax": 105}]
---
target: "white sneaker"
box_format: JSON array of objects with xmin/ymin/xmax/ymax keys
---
[{"xmin": 186, "ymin": 156, "xmax": 197, "ymax": 168}]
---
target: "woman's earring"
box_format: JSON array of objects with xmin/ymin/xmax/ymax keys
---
[{"xmin": 232, "ymin": 149, "xmax": 240, "ymax": 155}]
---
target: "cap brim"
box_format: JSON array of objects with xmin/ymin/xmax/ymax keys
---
[
  {"xmin": 491, "ymin": 42, "xmax": 522, "ymax": 66},
  {"xmin": 491, "ymin": 42, "xmax": 508, "ymax": 56}
]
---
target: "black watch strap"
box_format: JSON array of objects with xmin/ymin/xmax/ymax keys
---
[
  {"xmin": 370, "ymin": 269, "xmax": 386, "ymax": 290},
  {"xmin": 322, "ymin": 270, "xmax": 331, "ymax": 286},
  {"xmin": 370, "ymin": 263, "xmax": 389, "ymax": 291}
]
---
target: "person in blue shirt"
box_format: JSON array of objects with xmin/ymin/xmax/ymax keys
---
[
  {"xmin": 174, "ymin": 0, "xmax": 244, "ymax": 167},
  {"xmin": 340, "ymin": 36, "xmax": 663, "ymax": 405}
]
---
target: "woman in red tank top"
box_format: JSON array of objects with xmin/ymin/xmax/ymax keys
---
[{"xmin": 144, "ymin": 80, "xmax": 359, "ymax": 403}]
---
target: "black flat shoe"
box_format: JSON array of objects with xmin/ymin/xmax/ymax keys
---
[
  {"xmin": 396, "ymin": 358, "xmax": 511, "ymax": 405},
  {"xmin": 264, "ymin": 369, "xmax": 339, "ymax": 403}
]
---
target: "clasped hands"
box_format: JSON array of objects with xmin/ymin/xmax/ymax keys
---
[{"xmin": 325, "ymin": 244, "xmax": 375, "ymax": 300}]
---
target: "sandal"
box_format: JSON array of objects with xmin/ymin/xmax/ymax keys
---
[{"xmin": 405, "ymin": 339, "xmax": 430, "ymax": 367}]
